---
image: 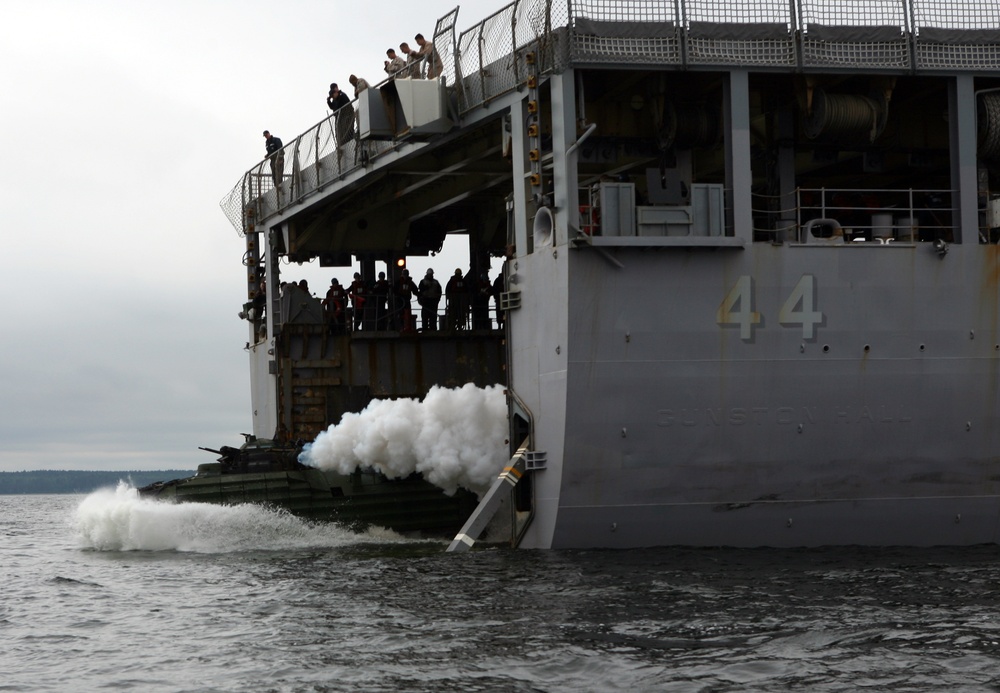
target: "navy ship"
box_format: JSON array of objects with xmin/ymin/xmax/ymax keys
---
[{"xmin": 220, "ymin": 0, "xmax": 1000, "ymax": 548}]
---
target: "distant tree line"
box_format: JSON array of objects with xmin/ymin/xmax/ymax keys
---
[{"xmin": 0, "ymin": 470, "xmax": 195, "ymax": 495}]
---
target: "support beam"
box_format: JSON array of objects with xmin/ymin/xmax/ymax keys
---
[
  {"xmin": 777, "ymin": 106, "xmax": 797, "ymax": 240},
  {"xmin": 950, "ymin": 75, "xmax": 978, "ymax": 244},
  {"xmin": 510, "ymin": 99, "xmax": 531, "ymax": 256},
  {"xmin": 550, "ymin": 70, "xmax": 579, "ymax": 247},
  {"xmin": 725, "ymin": 69, "xmax": 753, "ymax": 242}
]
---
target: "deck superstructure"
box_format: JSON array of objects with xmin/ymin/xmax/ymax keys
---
[{"xmin": 223, "ymin": 0, "xmax": 1000, "ymax": 548}]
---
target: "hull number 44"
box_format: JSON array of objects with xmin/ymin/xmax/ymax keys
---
[{"xmin": 717, "ymin": 275, "xmax": 823, "ymax": 340}]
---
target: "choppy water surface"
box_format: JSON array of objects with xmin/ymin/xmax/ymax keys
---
[{"xmin": 3, "ymin": 488, "xmax": 1000, "ymax": 692}]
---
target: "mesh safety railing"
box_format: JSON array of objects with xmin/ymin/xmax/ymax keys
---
[
  {"xmin": 221, "ymin": 0, "xmax": 1000, "ymax": 234},
  {"xmin": 686, "ymin": 0, "xmax": 795, "ymax": 67},
  {"xmin": 912, "ymin": 0, "xmax": 1000, "ymax": 71},
  {"xmin": 798, "ymin": 0, "xmax": 911, "ymax": 70},
  {"xmin": 455, "ymin": 0, "xmax": 567, "ymax": 114},
  {"xmin": 569, "ymin": 0, "xmax": 682, "ymax": 65},
  {"xmin": 219, "ymin": 107, "xmax": 389, "ymax": 238}
]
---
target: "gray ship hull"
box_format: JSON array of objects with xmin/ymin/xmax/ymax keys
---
[{"xmin": 515, "ymin": 244, "xmax": 1000, "ymax": 548}]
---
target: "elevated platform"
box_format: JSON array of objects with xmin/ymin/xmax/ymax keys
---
[{"xmin": 221, "ymin": 0, "xmax": 1000, "ymax": 238}]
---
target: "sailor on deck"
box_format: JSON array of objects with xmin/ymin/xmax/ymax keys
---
[
  {"xmin": 327, "ymin": 83, "xmax": 355, "ymax": 146},
  {"xmin": 415, "ymin": 33, "xmax": 442, "ymax": 79},
  {"xmin": 372, "ymin": 271, "xmax": 390, "ymax": 330},
  {"xmin": 263, "ymin": 130, "xmax": 284, "ymax": 187},
  {"xmin": 394, "ymin": 269, "xmax": 418, "ymax": 331},
  {"xmin": 418, "ymin": 269, "xmax": 442, "ymax": 331},
  {"xmin": 323, "ymin": 278, "xmax": 346, "ymax": 332},
  {"xmin": 349, "ymin": 74, "xmax": 369, "ymax": 98},
  {"xmin": 399, "ymin": 42, "xmax": 421, "ymax": 79},
  {"xmin": 384, "ymin": 48, "xmax": 406, "ymax": 78},
  {"xmin": 472, "ymin": 272, "xmax": 492, "ymax": 330},
  {"xmin": 349, "ymin": 272, "xmax": 366, "ymax": 331},
  {"xmin": 492, "ymin": 271, "xmax": 505, "ymax": 330},
  {"xmin": 446, "ymin": 268, "xmax": 469, "ymax": 331}
]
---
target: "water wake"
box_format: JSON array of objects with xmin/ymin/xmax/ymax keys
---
[{"xmin": 72, "ymin": 482, "xmax": 398, "ymax": 552}]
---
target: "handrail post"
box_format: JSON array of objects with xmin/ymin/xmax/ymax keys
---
[
  {"xmin": 291, "ymin": 138, "xmax": 300, "ymax": 204},
  {"xmin": 796, "ymin": 187, "xmax": 802, "ymax": 242},
  {"xmin": 511, "ymin": 0, "xmax": 519, "ymax": 85},
  {"xmin": 677, "ymin": 0, "xmax": 687, "ymax": 68},
  {"xmin": 906, "ymin": 0, "xmax": 917, "ymax": 71},
  {"xmin": 239, "ymin": 174, "xmax": 245, "ymax": 235},
  {"xmin": 477, "ymin": 22, "xmax": 486, "ymax": 108},
  {"xmin": 314, "ymin": 123, "xmax": 321, "ymax": 189}
]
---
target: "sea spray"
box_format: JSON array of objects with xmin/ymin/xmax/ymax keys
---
[
  {"xmin": 73, "ymin": 481, "xmax": 393, "ymax": 552},
  {"xmin": 300, "ymin": 383, "xmax": 508, "ymax": 495}
]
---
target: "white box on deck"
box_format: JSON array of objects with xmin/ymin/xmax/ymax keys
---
[
  {"xmin": 394, "ymin": 79, "xmax": 452, "ymax": 135},
  {"xmin": 598, "ymin": 182, "xmax": 636, "ymax": 236}
]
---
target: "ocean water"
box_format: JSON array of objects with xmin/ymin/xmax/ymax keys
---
[{"xmin": 3, "ymin": 488, "xmax": 1000, "ymax": 692}]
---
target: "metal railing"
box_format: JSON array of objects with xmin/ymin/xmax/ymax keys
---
[
  {"xmin": 245, "ymin": 288, "xmax": 505, "ymax": 344},
  {"xmin": 221, "ymin": 0, "xmax": 1000, "ymax": 235},
  {"xmin": 219, "ymin": 10, "xmax": 465, "ymax": 237},
  {"xmin": 453, "ymin": 0, "xmax": 569, "ymax": 114},
  {"xmin": 751, "ymin": 187, "xmax": 961, "ymax": 243},
  {"xmin": 327, "ymin": 294, "xmax": 503, "ymax": 333}
]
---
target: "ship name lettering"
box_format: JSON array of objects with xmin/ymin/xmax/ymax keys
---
[
  {"xmin": 656, "ymin": 409, "xmax": 703, "ymax": 427},
  {"xmin": 833, "ymin": 405, "xmax": 913, "ymax": 424}
]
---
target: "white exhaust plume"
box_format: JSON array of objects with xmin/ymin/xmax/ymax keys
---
[{"xmin": 299, "ymin": 383, "xmax": 508, "ymax": 495}]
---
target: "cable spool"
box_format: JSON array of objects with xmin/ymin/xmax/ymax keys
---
[
  {"xmin": 675, "ymin": 102, "xmax": 719, "ymax": 149},
  {"xmin": 659, "ymin": 100, "xmax": 677, "ymax": 149},
  {"xmin": 978, "ymin": 92, "xmax": 1000, "ymax": 162},
  {"xmin": 804, "ymin": 89, "xmax": 886, "ymax": 143},
  {"xmin": 659, "ymin": 101, "xmax": 719, "ymax": 150}
]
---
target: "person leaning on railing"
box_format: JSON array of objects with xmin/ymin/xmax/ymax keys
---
[
  {"xmin": 384, "ymin": 48, "xmax": 406, "ymax": 78},
  {"xmin": 414, "ymin": 33, "xmax": 441, "ymax": 79},
  {"xmin": 349, "ymin": 74, "xmax": 369, "ymax": 98},
  {"xmin": 381, "ymin": 49, "xmax": 407, "ymax": 134},
  {"xmin": 399, "ymin": 42, "xmax": 422, "ymax": 79}
]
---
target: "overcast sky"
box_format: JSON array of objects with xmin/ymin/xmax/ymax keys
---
[{"xmin": 0, "ymin": 0, "xmax": 501, "ymax": 472}]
